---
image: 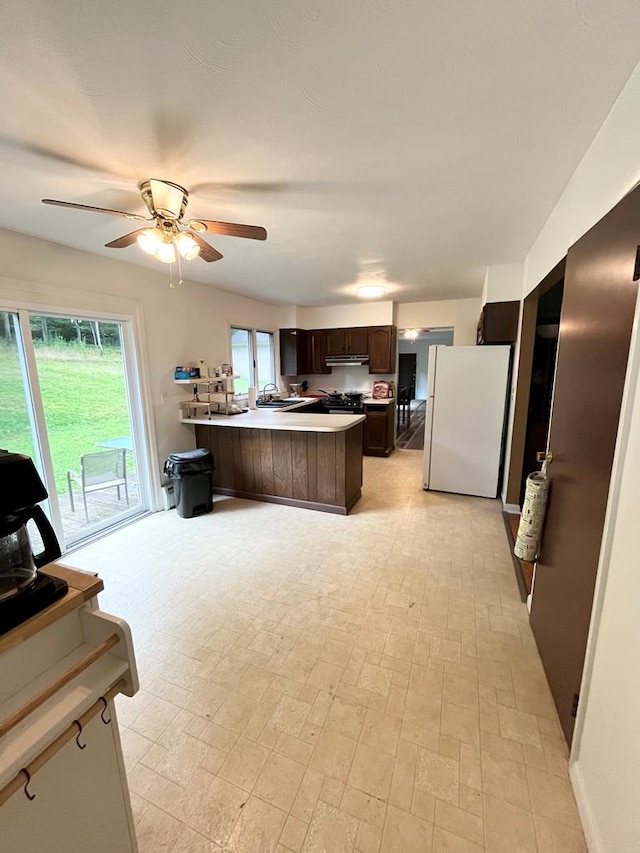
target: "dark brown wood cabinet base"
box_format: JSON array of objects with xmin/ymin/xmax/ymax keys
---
[
  {"xmin": 363, "ymin": 402, "xmax": 395, "ymax": 456},
  {"xmin": 195, "ymin": 423, "xmax": 364, "ymax": 514}
]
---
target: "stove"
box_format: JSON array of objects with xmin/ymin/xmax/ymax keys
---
[{"xmin": 321, "ymin": 398, "xmax": 364, "ymax": 414}]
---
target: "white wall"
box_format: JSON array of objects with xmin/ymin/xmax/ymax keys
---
[
  {"xmin": 482, "ymin": 264, "xmax": 524, "ymax": 304},
  {"xmin": 0, "ymin": 228, "xmax": 282, "ymax": 497},
  {"xmin": 297, "ymin": 301, "xmax": 394, "ymax": 329},
  {"xmin": 524, "ymin": 63, "xmax": 640, "ymax": 297},
  {"xmin": 395, "ymin": 298, "xmax": 480, "ymax": 346},
  {"xmin": 570, "ymin": 293, "xmax": 640, "ymax": 853}
]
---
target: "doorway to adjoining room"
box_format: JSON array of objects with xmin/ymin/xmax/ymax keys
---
[{"xmin": 396, "ymin": 327, "xmax": 453, "ymax": 449}]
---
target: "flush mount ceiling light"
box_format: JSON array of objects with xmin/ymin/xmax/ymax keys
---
[
  {"xmin": 357, "ymin": 284, "xmax": 386, "ymax": 299},
  {"xmin": 405, "ymin": 328, "xmax": 420, "ymax": 341}
]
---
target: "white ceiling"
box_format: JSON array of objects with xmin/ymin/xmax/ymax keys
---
[{"xmin": 1, "ymin": 1, "xmax": 639, "ymax": 306}]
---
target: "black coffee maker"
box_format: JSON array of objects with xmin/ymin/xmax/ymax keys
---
[{"xmin": 0, "ymin": 450, "xmax": 66, "ymax": 635}]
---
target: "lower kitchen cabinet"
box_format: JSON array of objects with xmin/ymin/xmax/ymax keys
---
[{"xmin": 364, "ymin": 402, "xmax": 395, "ymax": 456}]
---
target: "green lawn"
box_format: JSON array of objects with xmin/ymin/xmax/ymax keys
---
[{"xmin": 0, "ymin": 341, "xmax": 131, "ymax": 493}]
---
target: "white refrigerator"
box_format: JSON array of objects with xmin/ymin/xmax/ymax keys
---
[{"xmin": 422, "ymin": 345, "xmax": 511, "ymax": 498}]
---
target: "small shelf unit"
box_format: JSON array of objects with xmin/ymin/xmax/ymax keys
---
[{"xmin": 176, "ymin": 375, "xmax": 239, "ymax": 419}]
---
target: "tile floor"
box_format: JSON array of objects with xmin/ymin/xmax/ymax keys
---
[{"xmin": 64, "ymin": 450, "xmax": 587, "ymax": 853}]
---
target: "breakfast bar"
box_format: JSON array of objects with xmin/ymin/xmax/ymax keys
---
[{"xmin": 182, "ymin": 407, "xmax": 365, "ymax": 514}]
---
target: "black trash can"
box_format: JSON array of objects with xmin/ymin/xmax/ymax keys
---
[{"xmin": 163, "ymin": 448, "xmax": 214, "ymax": 518}]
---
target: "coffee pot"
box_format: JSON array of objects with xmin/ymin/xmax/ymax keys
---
[{"xmin": 0, "ymin": 450, "xmax": 61, "ymax": 602}]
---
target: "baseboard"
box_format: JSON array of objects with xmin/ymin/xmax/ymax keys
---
[
  {"xmin": 569, "ymin": 761, "xmax": 603, "ymax": 853},
  {"xmin": 503, "ymin": 501, "xmax": 521, "ymax": 514}
]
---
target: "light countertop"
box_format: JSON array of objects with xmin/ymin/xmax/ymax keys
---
[{"xmin": 181, "ymin": 407, "xmax": 365, "ymax": 432}]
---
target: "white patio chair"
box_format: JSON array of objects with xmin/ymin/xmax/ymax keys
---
[{"xmin": 67, "ymin": 449, "xmax": 129, "ymax": 523}]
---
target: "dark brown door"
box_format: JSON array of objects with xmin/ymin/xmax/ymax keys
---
[
  {"xmin": 398, "ymin": 353, "xmax": 417, "ymax": 399},
  {"xmin": 530, "ymin": 186, "xmax": 640, "ymax": 744}
]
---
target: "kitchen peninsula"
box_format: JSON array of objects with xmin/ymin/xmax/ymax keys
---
[{"xmin": 181, "ymin": 402, "xmax": 364, "ymax": 514}]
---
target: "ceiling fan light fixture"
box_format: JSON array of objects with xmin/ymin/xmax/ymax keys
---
[
  {"xmin": 188, "ymin": 220, "xmax": 207, "ymax": 233},
  {"xmin": 175, "ymin": 232, "xmax": 200, "ymax": 260},
  {"xmin": 155, "ymin": 239, "xmax": 176, "ymax": 264},
  {"xmin": 136, "ymin": 227, "xmax": 163, "ymax": 256},
  {"xmin": 357, "ymin": 284, "xmax": 386, "ymax": 299}
]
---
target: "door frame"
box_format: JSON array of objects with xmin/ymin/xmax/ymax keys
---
[
  {"xmin": 0, "ymin": 295, "xmax": 160, "ymax": 549},
  {"xmin": 504, "ymin": 258, "xmax": 566, "ymax": 507}
]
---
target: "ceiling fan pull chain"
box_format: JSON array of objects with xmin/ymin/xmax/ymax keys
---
[
  {"xmin": 168, "ymin": 260, "xmax": 175, "ymax": 289},
  {"xmin": 177, "ymin": 252, "xmax": 184, "ymax": 287}
]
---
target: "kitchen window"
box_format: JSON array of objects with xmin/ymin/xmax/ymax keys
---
[{"xmin": 230, "ymin": 327, "xmax": 276, "ymax": 394}]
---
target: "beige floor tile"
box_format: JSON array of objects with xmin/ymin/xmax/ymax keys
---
[
  {"xmin": 302, "ymin": 800, "xmax": 359, "ymax": 853},
  {"xmin": 254, "ymin": 751, "xmax": 307, "ymax": 811},
  {"xmin": 225, "ymin": 794, "xmax": 287, "ymax": 853},
  {"xmin": 309, "ymin": 730, "xmax": 357, "ymax": 782},
  {"xmin": 483, "ymin": 793, "xmax": 536, "ymax": 852},
  {"xmin": 291, "ymin": 767, "xmax": 325, "ymax": 822},
  {"xmin": 275, "ymin": 731, "xmax": 315, "ymax": 765},
  {"xmin": 341, "ymin": 784, "xmax": 387, "ymax": 827},
  {"xmin": 358, "ymin": 663, "xmax": 394, "ymax": 696},
  {"xmin": 325, "ymin": 697, "xmax": 367, "ymax": 739},
  {"xmin": 269, "ymin": 694, "xmax": 313, "ymax": 737},
  {"xmin": 415, "ymin": 748, "xmax": 459, "ymax": 805},
  {"xmin": 171, "ymin": 825, "xmax": 223, "ymax": 852},
  {"xmin": 533, "ymin": 814, "xmax": 588, "ymax": 852},
  {"xmin": 280, "ymin": 814, "xmax": 309, "ymax": 853},
  {"xmin": 141, "ymin": 733, "xmax": 211, "ymax": 787},
  {"xmin": 497, "ymin": 705, "xmax": 541, "ymax": 748},
  {"xmin": 319, "ymin": 776, "xmax": 345, "ymax": 807},
  {"xmin": 69, "ymin": 452, "xmax": 586, "ymax": 853},
  {"xmin": 432, "ymin": 826, "xmax": 482, "ymax": 852},
  {"xmin": 189, "ymin": 776, "xmax": 247, "ymax": 846},
  {"xmin": 218, "ymin": 736, "xmax": 270, "ymax": 791},
  {"xmin": 120, "ymin": 727, "xmax": 154, "ymax": 772},
  {"xmin": 307, "ymin": 660, "xmax": 345, "ymax": 692},
  {"xmin": 360, "ymin": 708, "xmax": 401, "ymax": 755},
  {"xmin": 443, "ymin": 674, "xmax": 479, "ymax": 712},
  {"xmin": 481, "ymin": 750, "xmax": 530, "ymax": 811},
  {"xmin": 356, "ymin": 819, "xmax": 383, "ymax": 853},
  {"xmin": 348, "ymin": 743, "xmax": 395, "ymax": 799},
  {"xmin": 381, "ymin": 805, "xmax": 434, "ymax": 852},
  {"xmin": 213, "ymin": 691, "xmax": 261, "ymax": 733},
  {"xmin": 441, "ymin": 703, "xmax": 480, "ymax": 748},
  {"xmin": 526, "ymin": 766, "xmax": 582, "ymax": 828},
  {"xmin": 133, "ymin": 797, "xmax": 185, "ymax": 853},
  {"xmin": 434, "ymin": 801, "xmax": 483, "ymax": 846}
]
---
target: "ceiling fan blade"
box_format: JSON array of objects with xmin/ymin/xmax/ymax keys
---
[
  {"xmin": 105, "ymin": 229, "xmax": 149, "ymax": 249},
  {"xmin": 42, "ymin": 199, "xmax": 150, "ymax": 221},
  {"xmin": 189, "ymin": 233, "xmax": 223, "ymax": 262},
  {"xmin": 187, "ymin": 219, "xmax": 267, "ymax": 241}
]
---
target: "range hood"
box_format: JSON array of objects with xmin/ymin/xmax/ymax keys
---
[{"xmin": 324, "ymin": 354, "xmax": 369, "ymax": 367}]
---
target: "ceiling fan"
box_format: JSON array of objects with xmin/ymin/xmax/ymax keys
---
[{"xmin": 41, "ymin": 178, "xmax": 267, "ymax": 265}]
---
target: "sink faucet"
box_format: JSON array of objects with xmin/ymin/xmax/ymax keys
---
[{"xmin": 261, "ymin": 382, "xmax": 279, "ymax": 402}]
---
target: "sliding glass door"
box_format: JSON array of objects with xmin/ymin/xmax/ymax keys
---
[{"xmin": 0, "ymin": 308, "xmax": 150, "ymax": 550}]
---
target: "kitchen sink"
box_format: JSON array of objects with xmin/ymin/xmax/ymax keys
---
[{"xmin": 256, "ymin": 400, "xmax": 295, "ymax": 408}]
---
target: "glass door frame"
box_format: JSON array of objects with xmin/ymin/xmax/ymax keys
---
[{"xmin": 0, "ymin": 299, "xmax": 157, "ymax": 551}]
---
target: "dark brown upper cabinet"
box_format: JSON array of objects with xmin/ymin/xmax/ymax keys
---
[
  {"xmin": 307, "ymin": 329, "xmax": 330, "ymax": 374},
  {"xmin": 367, "ymin": 326, "xmax": 397, "ymax": 373},
  {"xmin": 326, "ymin": 328, "xmax": 347, "ymax": 355},
  {"xmin": 346, "ymin": 327, "xmax": 369, "ymax": 354},
  {"xmin": 477, "ymin": 301, "xmax": 520, "ymax": 344},
  {"xmin": 279, "ymin": 328, "xmax": 308, "ymax": 375}
]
